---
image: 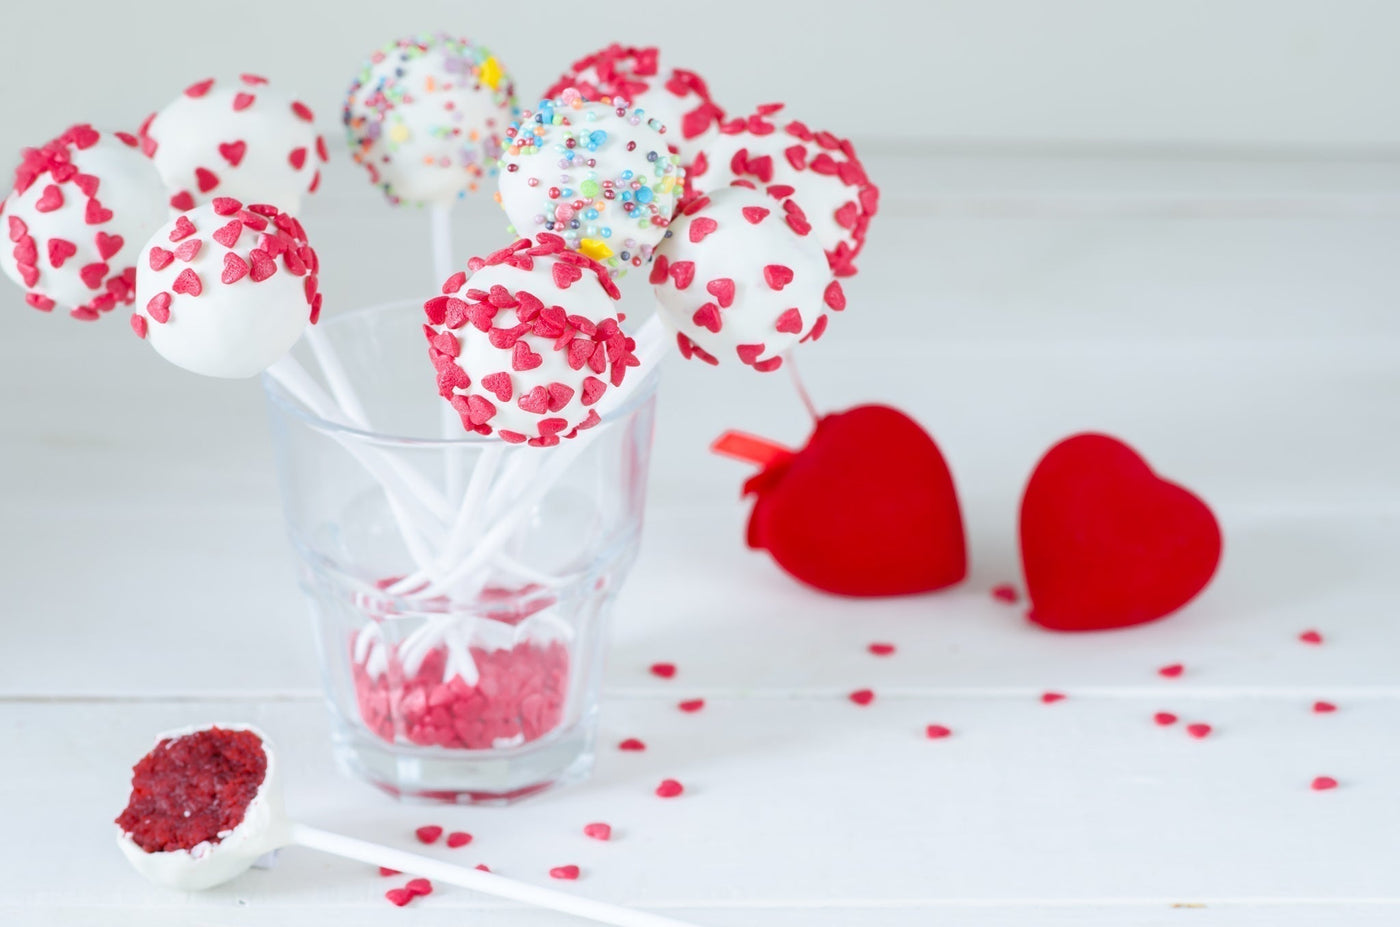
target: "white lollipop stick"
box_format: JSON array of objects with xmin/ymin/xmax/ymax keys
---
[
  {"xmin": 303, "ymin": 325, "xmax": 373, "ymax": 431},
  {"xmin": 119, "ymin": 725, "xmax": 704, "ymax": 927},
  {"xmin": 430, "ymin": 204, "xmax": 471, "ymax": 506}
]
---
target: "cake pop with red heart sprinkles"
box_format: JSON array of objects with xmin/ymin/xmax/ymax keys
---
[
  {"xmin": 652, "ymin": 183, "xmax": 840, "ymax": 372},
  {"xmin": 496, "ymin": 90, "xmax": 683, "ymax": 278},
  {"xmin": 691, "ymin": 103, "xmax": 878, "ymax": 278},
  {"xmin": 344, "ymin": 33, "xmax": 518, "ymax": 206},
  {"xmin": 424, "ymin": 233, "xmax": 639, "ymax": 446},
  {"xmin": 1, "ymin": 124, "xmax": 167, "ymax": 320},
  {"xmin": 132, "ymin": 197, "xmax": 320, "ymax": 378},
  {"xmin": 140, "ymin": 75, "xmax": 325, "ymax": 213},
  {"xmin": 544, "ymin": 44, "xmax": 725, "ymax": 168}
]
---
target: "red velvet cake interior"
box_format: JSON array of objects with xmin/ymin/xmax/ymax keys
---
[{"xmin": 116, "ymin": 727, "xmax": 267, "ymax": 853}]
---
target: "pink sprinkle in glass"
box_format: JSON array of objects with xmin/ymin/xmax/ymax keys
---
[{"xmin": 263, "ymin": 301, "xmax": 657, "ymax": 804}]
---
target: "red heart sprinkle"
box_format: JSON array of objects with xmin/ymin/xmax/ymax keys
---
[
  {"xmin": 13, "ymin": 236, "xmax": 37, "ymax": 266},
  {"xmin": 849, "ymin": 689, "xmax": 875, "ymax": 706},
  {"xmin": 774, "ymin": 307, "xmax": 803, "ymax": 334},
  {"xmin": 221, "ymin": 252, "xmax": 249, "ymax": 284},
  {"xmin": 384, "ymin": 888, "xmax": 413, "ymax": 907},
  {"xmin": 655, "ymin": 779, "xmax": 683, "ymax": 798},
  {"xmin": 414, "ymin": 825, "xmax": 443, "ymax": 844},
  {"xmin": 74, "ymin": 173, "xmax": 100, "ymax": 197},
  {"xmin": 84, "ymin": 198, "xmax": 114, "ymax": 224},
  {"xmin": 169, "ymin": 216, "xmax": 196, "ymax": 241},
  {"xmin": 581, "ymin": 376, "xmax": 606, "ymax": 405},
  {"xmin": 129, "ymin": 313, "xmax": 147, "ymax": 338},
  {"xmin": 669, "ymin": 260, "xmax": 695, "ymax": 289},
  {"xmin": 552, "ymin": 262, "xmax": 583, "ymax": 288},
  {"xmin": 8, "ymin": 216, "xmax": 27, "ymax": 241},
  {"xmin": 148, "ymin": 247, "xmax": 174, "ymax": 270},
  {"xmin": 169, "ymin": 191, "xmax": 196, "ymax": 211},
  {"xmin": 824, "ymin": 280, "xmax": 847, "ymax": 311},
  {"xmin": 379, "ymin": 867, "xmax": 400, "ymax": 877},
  {"xmin": 549, "ymin": 865, "xmax": 580, "ymax": 881},
  {"xmin": 583, "ymin": 822, "xmax": 612, "ymax": 841},
  {"xmin": 1153, "ymin": 712, "xmax": 1178, "ymax": 726},
  {"xmin": 1299, "ymin": 630, "xmax": 1323, "ymax": 645},
  {"xmin": 195, "ymin": 167, "xmax": 219, "ymax": 193},
  {"xmin": 784, "ymin": 144, "xmax": 807, "ymax": 170},
  {"xmin": 735, "ymin": 343, "xmax": 766, "ymax": 365},
  {"xmin": 48, "ymin": 238, "xmax": 77, "ymax": 268},
  {"xmin": 35, "ymin": 185, "xmax": 64, "ymax": 212},
  {"xmin": 146, "ymin": 292, "xmax": 172, "ymax": 323},
  {"xmin": 512, "ymin": 341, "xmax": 543, "ymax": 371},
  {"xmin": 218, "ymin": 141, "xmax": 246, "ymax": 166},
  {"xmin": 212, "ymin": 196, "xmax": 242, "ymax": 215},
  {"xmin": 405, "ymin": 878, "xmax": 432, "ymax": 896},
  {"xmin": 688, "ymin": 216, "xmax": 719, "ymax": 243},
  {"xmin": 79, "ymin": 262, "xmax": 108, "ymax": 289},
  {"xmin": 288, "ymin": 147, "xmax": 307, "ymax": 170},
  {"xmin": 249, "ymin": 249, "xmax": 277, "ymax": 282},
  {"xmin": 171, "ymin": 268, "xmax": 202, "ymax": 296},
  {"xmin": 651, "ymin": 661, "xmax": 678, "ymax": 678},
  {"xmin": 1311, "ymin": 776, "xmax": 1338, "ymax": 791},
  {"xmin": 1313, "ymin": 701, "xmax": 1337, "ymax": 713},
  {"xmin": 619, "ymin": 738, "xmax": 646, "ymax": 751},
  {"xmin": 95, "ymin": 232, "xmax": 123, "ymax": 260},
  {"xmin": 233, "ymin": 92, "xmax": 255, "ymax": 111},
  {"xmin": 925, "ymin": 724, "xmax": 952, "ymax": 739},
  {"xmin": 763, "ymin": 264, "xmax": 794, "ymax": 290},
  {"xmin": 705, "ymin": 277, "xmax": 735, "ymax": 308},
  {"xmin": 1041, "ymin": 692, "xmax": 1066, "ymax": 704},
  {"xmin": 465, "ymin": 394, "xmax": 496, "ymax": 425},
  {"xmin": 25, "ymin": 293, "xmax": 55, "ymax": 311},
  {"xmin": 174, "ymin": 238, "xmax": 202, "ymax": 262},
  {"xmin": 517, "ymin": 385, "xmax": 549, "ymax": 414},
  {"xmin": 445, "ymin": 831, "xmax": 472, "ymax": 848},
  {"xmin": 1158, "ymin": 663, "xmax": 1185, "ymax": 679},
  {"xmin": 316, "ymin": 136, "xmax": 329, "ymax": 162},
  {"xmin": 835, "ymin": 201, "xmax": 860, "ymax": 230},
  {"xmin": 991, "ymin": 583, "xmax": 1019, "ymax": 603},
  {"xmin": 868, "ymin": 643, "xmax": 896, "ymax": 656},
  {"xmin": 741, "ymin": 206, "xmax": 770, "ymax": 224},
  {"xmin": 212, "ymin": 220, "xmax": 242, "ymax": 248},
  {"xmin": 16, "ymin": 262, "xmax": 38, "ymax": 287},
  {"xmin": 291, "ymin": 101, "xmax": 314, "ymax": 122},
  {"xmin": 184, "ymin": 78, "xmax": 215, "ymax": 98},
  {"xmin": 692, "ymin": 302, "xmax": 722, "ymax": 333},
  {"xmin": 241, "ymin": 73, "xmax": 268, "ymax": 86},
  {"xmin": 678, "ymin": 699, "xmax": 705, "ymax": 713},
  {"xmin": 481, "ymin": 372, "xmax": 512, "ymax": 402},
  {"xmin": 1186, "ymin": 723, "xmax": 1212, "ymax": 739}
]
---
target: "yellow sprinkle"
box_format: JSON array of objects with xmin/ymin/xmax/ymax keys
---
[
  {"xmin": 425, "ymin": 75, "xmax": 436, "ymax": 93},
  {"xmin": 579, "ymin": 239, "xmax": 614, "ymax": 261},
  {"xmin": 659, "ymin": 176, "xmax": 676, "ymax": 193},
  {"xmin": 389, "ymin": 123, "xmax": 411, "ymax": 144},
  {"xmin": 480, "ymin": 57, "xmax": 503, "ymax": 91}
]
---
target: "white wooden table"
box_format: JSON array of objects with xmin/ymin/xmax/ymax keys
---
[{"xmin": 2, "ymin": 151, "xmax": 1398, "ymax": 925}]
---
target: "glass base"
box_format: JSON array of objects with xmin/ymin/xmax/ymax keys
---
[{"xmin": 330, "ymin": 716, "xmax": 596, "ymax": 806}]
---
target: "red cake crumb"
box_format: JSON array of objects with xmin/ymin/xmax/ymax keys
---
[
  {"xmin": 353, "ymin": 640, "xmax": 569, "ymax": 750},
  {"xmin": 1154, "ymin": 712, "xmax": 1178, "ymax": 726},
  {"xmin": 415, "ymin": 825, "xmax": 443, "ymax": 844},
  {"xmin": 867, "ymin": 642, "xmax": 896, "ymax": 656},
  {"xmin": 550, "ymin": 864, "xmax": 581, "ymax": 880},
  {"xmin": 618, "ymin": 738, "xmax": 647, "ymax": 751},
  {"xmin": 584, "ymin": 822, "xmax": 612, "ymax": 841},
  {"xmin": 925, "ymin": 724, "xmax": 952, "ymax": 739},
  {"xmin": 446, "ymin": 831, "xmax": 472, "ymax": 848},
  {"xmin": 990, "ymin": 583, "xmax": 1019, "ymax": 604},
  {"xmin": 655, "ymin": 779, "xmax": 684, "ymax": 798},
  {"xmin": 116, "ymin": 727, "xmax": 266, "ymax": 853}
]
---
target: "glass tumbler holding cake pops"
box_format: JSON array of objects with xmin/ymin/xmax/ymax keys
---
[{"xmin": 264, "ymin": 283, "xmax": 658, "ymax": 803}]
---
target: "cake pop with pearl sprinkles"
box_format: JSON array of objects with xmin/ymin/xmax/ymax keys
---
[
  {"xmin": 139, "ymin": 75, "xmax": 325, "ymax": 214},
  {"xmin": 544, "ymin": 44, "xmax": 725, "ymax": 167},
  {"xmin": 651, "ymin": 183, "xmax": 841, "ymax": 372},
  {"xmin": 496, "ymin": 89, "xmax": 683, "ymax": 278},
  {"xmin": 132, "ymin": 197, "xmax": 320, "ymax": 378},
  {"xmin": 2, "ymin": 124, "xmax": 167, "ymax": 320},
  {"xmin": 424, "ymin": 233, "xmax": 639, "ymax": 446},
  {"xmin": 344, "ymin": 34, "xmax": 518, "ymax": 206},
  {"xmin": 690, "ymin": 103, "xmax": 879, "ymax": 278}
]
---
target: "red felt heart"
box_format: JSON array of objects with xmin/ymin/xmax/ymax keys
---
[
  {"xmin": 728, "ymin": 405, "xmax": 967, "ymax": 597},
  {"xmin": 1019, "ymin": 433, "xmax": 1221, "ymax": 631},
  {"xmin": 218, "ymin": 141, "xmax": 247, "ymax": 167}
]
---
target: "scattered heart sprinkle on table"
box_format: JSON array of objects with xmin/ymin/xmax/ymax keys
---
[
  {"xmin": 1158, "ymin": 663, "xmax": 1185, "ymax": 678},
  {"xmin": 867, "ymin": 642, "xmax": 896, "ymax": 656},
  {"xmin": 990, "ymin": 583, "xmax": 1019, "ymax": 604},
  {"xmin": 445, "ymin": 831, "xmax": 472, "ymax": 848},
  {"xmin": 1041, "ymin": 691, "xmax": 1066, "ymax": 704},
  {"xmin": 583, "ymin": 822, "xmax": 613, "ymax": 841},
  {"xmin": 849, "ymin": 688, "xmax": 875, "ymax": 706},
  {"xmin": 649, "ymin": 662, "xmax": 677, "ymax": 679},
  {"xmin": 678, "ymin": 698, "xmax": 705, "ymax": 712},
  {"xmin": 925, "ymin": 724, "xmax": 952, "ymax": 739},
  {"xmin": 414, "ymin": 825, "xmax": 443, "ymax": 844},
  {"xmin": 1154, "ymin": 712, "xmax": 1179, "ymax": 726},
  {"xmin": 1186, "ymin": 723, "xmax": 1213, "ymax": 739},
  {"xmin": 1313, "ymin": 700, "xmax": 1338, "ymax": 713},
  {"xmin": 1311, "ymin": 776, "xmax": 1339, "ymax": 791},
  {"xmin": 549, "ymin": 865, "xmax": 581, "ymax": 880},
  {"xmin": 656, "ymin": 779, "xmax": 684, "ymax": 798},
  {"xmin": 1299, "ymin": 630, "xmax": 1324, "ymax": 645},
  {"xmin": 385, "ymin": 887, "xmax": 414, "ymax": 907}
]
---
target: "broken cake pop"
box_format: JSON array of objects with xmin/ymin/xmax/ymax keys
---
[
  {"xmin": 423, "ymin": 233, "xmax": 639, "ymax": 446},
  {"xmin": 651, "ymin": 184, "xmax": 842, "ymax": 372},
  {"xmin": 544, "ymin": 44, "xmax": 724, "ymax": 168},
  {"xmin": 496, "ymin": 91, "xmax": 683, "ymax": 278},
  {"xmin": 690, "ymin": 104, "xmax": 878, "ymax": 278},
  {"xmin": 116, "ymin": 724, "xmax": 283, "ymax": 892},
  {"xmin": 1, "ymin": 124, "xmax": 167, "ymax": 320},
  {"xmin": 344, "ymin": 33, "xmax": 518, "ymax": 206},
  {"xmin": 139, "ymin": 75, "xmax": 325, "ymax": 213},
  {"xmin": 132, "ymin": 197, "xmax": 320, "ymax": 378}
]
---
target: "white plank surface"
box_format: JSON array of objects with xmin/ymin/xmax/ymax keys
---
[{"xmin": 1, "ymin": 153, "xmax": 1398, "ymax": 923}]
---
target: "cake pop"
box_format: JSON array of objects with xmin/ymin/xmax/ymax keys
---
[
  {"xmin": 132, "ymin": 197, "xmax": 320, "ymax": 378},
  {"xmin": 139, "ymin": 75, "xmax": 324, "ymax": 213},
  {"xmin": 651, "ymin": 184, "xmax": 841, "ymax": 372},
  {"xmin": 496, "ymin": 91, "xmax": 683, "ymax": 277},
  {"xmin": 344, "ymin": 34, "xmax": 518, "ymax": 206},
  {"xmin": 424, "ymin": 233, "xmax": 638, "ymax": 446},
  {"xmin": 689, "ymin": 104, "xmax": 878, "ymax": 277},
  {"xmin": 544, "ymin": 44, "xmax": 724, "ymax": 167},
  {"xmin": 116, "ymin": 724, "xmax": 703, "ymax": 927},
  {"xmin": 0, "ymin": 124, "xmax": 167, "ymax": 320}
]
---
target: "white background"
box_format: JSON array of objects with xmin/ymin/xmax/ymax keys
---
[{"xmin": 2, "ymin": 2, "xmax": 1399, "ymax": 925}]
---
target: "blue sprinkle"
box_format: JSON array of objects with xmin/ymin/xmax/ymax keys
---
[
  {"xmin": 621, "ymin": 170, "xmax": 634, "ymax": 181},
  {"xmin": 635, "ymin": 187, "xmax": 654, "ymax": 204},
  {"xmin": 601, "ymin": 228, "xmax": 612, "ymax": 238}
]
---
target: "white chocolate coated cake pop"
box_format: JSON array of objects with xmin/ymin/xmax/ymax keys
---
[
  {"xmin": 424, "ymin": 234, "xmax": 639, "ymax": 446},
  {"xmin": 496, "ymin": 91, "xmax": 683, "ymax": 278},
  {"xmin": 651, "ymin": 183, "xmax": 843, "ymax": 372},
  {"xmin": 116, "ymin": 724, "xmax": 285, "ymax": 892},
  {"xmin": 690, "ymin": 104, "xmax": 879, "ymax": 278},
  {"xmin": 139, "ymin": 75, "xmax": 325, "ymax": 214},
  {"xmin": 344, "ymin": 34, "xmax": 518, "ymax": 206},
  {"xmin": 1, "ymin": 125, "xmax": 167, "ymax": 320},
  {"xmin": 544, "ymin": 44, "xmax": 724, "ymax": 168},
  {"xmin": 132, "ymin": 198, "xmax": 320, "ymax": 378}
]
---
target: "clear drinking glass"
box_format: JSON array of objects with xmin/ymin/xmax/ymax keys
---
[{"xmin": 262, "ymin": 300, "xmax": 657, "ymax": 804}]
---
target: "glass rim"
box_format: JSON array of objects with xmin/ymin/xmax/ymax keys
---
[{"xmin": 260, "ymin": 298, "xmax": 662, "ymax": 448}]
